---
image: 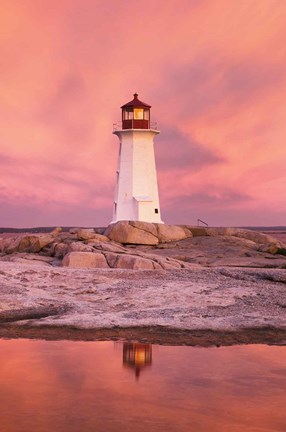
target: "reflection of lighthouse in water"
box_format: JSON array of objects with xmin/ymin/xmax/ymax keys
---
[{"xmin": 123, "ymin": 343, "xmax": 152, "ymax": 380}]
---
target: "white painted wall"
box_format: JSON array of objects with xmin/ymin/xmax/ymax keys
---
[{"xmin": 111, "ymin": 129, "xmax": 163, "ymax": 224}]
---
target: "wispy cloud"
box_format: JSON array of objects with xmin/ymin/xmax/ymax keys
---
[{"xmin": 0, "ymin": 0, "xmax": 285, "ymax": 226}]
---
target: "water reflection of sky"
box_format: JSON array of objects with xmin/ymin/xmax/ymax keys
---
[{"xmin": 0, "ymin": 339, "xmax": 285, "ymax": 431}]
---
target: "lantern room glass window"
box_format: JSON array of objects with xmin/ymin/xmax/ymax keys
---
[
  {"xmin": 123, "ymin": 110, "xmax": 133, "ymax": 120},
  {"xmin": 134, "ymin": 108, "xmax": 144, "ymax": 120},
  {"xmin": 144, "ymin": 109, "xmax": 149, "ymax": 120}
]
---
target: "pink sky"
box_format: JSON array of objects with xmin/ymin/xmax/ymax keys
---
[{"xmin": 0, "ymin": 0, "xmax": 285, "ymax": 227}]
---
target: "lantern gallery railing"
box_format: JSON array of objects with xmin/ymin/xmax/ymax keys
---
[{"xmin": 113, "ymin": 121, "xmax": 158, "ymax": 131}]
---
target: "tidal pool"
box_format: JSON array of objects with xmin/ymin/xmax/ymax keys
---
[{"xmin": 0, "ymin": 339, "xmax": 285, "ymax": 431}]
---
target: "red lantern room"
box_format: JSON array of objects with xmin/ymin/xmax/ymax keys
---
[{"xmin": 121, "ymin": 93, "xmax": 151, "ymax": 129}]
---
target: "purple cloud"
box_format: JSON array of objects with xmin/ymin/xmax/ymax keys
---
[{"xmin": 155, "ymin": 126, "xmax": 224, "ymax": 171}]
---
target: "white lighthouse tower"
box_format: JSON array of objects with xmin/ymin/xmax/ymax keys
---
[{"xmin": 111, "ymin": 93, "xmax": 163, "ymax": 224}]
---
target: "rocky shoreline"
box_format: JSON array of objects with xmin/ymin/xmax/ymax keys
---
[
  {"xmin": 1, "ymin": 324, "xmax": 286, "ymax": 347},
  {"xmin": 0, "ymin": 223, "xmax": 286, "ymax": 346}
]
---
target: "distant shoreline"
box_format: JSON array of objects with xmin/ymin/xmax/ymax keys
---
[
  {"xmin": 1, "ymin": 226, "xmax": 286, "ymax": 234},
  {"xmin": 0, "ymin": 226, "xmax": 106, "ymax": 234}
]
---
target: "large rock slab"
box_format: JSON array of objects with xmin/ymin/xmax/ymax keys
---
[
  {"xmin": 129, "ymin": 221, "xmax": 158, "ymax": 236},
  {"xmin": 3, "ymin": 235, "xmax": 54, "ymax": 254},
  {"xmin": 226, "ymin": 228, "xmax": 285, "ymax": 247},
  {"xmin": 0, "ymin": 253, "xmax": 53, "ymax": 266},
  {"xmin": 206, "ymin": 227, "xmax": 285, "ymax": 254},
  {"xmin": 1, "ymin": 262, "xmax": 286, "ymax": 341},
  {"xmin": 62, "ymin": 252, "xmax": 109, "ymax": 268},
  {"xmin": 104, "ymin": 221, "xmax": 193, "ymax": 245},
  {"xmin": 115, "ymin": 254, "xmax": 155, "ymax": 270},
  {"xmin": 103, "ymin": 252, "xmax": 119, "ymax": 268},
  {"xmin": 88, "ymin": 233, "xmax": 110, "ymax": 243},
  {"xmin": 206, "ymin": 227, "xmax": 284, "ymax": 245},
  {"xmin": 76, "ymin": 228, "xmax": 110, "ymax": 242},
  {"xmin": 160, "ymin": 259, "xmax": 183, "ymax": 269},
  {"xmin": 68, "ymin": 242, "xmax": 94, "ymax": 253},
  {"xmin": 157, "ymin": 224, "xmax": 192, "ymax": 243},
  {"xmin": 89, "ymin": 241, "xmax": 127, "ymax": 254},
  {"xmin": 52, "ymin": 242, "xmax": 69, "ymax": 258},
  {"xmin": 105, "ymin": 221, "xmax": 159, "ymax": 245},
  {"xmin": 76, "ymin": 228, "xmax": 96, "ymax": 240},
  {"xmin": 183, "ymin": 226, "xmax": 210, "ymax": 237}
]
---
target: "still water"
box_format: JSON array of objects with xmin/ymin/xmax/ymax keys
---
[{"xmin": 0, "ymin": 339, "xmax": 285, "ymax": 432}]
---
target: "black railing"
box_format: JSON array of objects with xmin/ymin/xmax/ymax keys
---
[
  {"xmin": 197, "ymin": 219, "xmax": 208, "ymax": 227},
  {"xmin": 113, "ymin": 121, "xmax": 158, "ymax": 131}
]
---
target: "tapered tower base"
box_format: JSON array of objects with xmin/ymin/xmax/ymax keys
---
[{"xmin": 112, "ymin": 128, "xmax": 163, "ymax": 224}]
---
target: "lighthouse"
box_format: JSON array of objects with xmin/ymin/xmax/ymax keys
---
[{"xmin": 111, "ymin": 93, "xmax": 163, "ymax": 224}]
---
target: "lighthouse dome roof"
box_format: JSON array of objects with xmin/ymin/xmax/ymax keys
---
[{"xmin": 121, "ymin": 93, "xmax": 151, "ymax": 109}]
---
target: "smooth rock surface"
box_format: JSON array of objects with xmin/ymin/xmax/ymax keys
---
[
  {"xmin": 62, "ymin": 252, "xmax": 109, "ymax": 268},
  {"xmin": 76, "ymin": 228, "xmax": 96, "ymax": 240},
  {"xmin": 184, "ymin": 226, "xmax": 210, "ymax": 237},
  {"xmin": 0, "ymin": 262, "xmax": 285, "ymax": 338},
  {"xmin": 207, "ymin": 227, "xmax": 284, "ymax": 249},
  {"xmin": 157, "ymin": 224, "xmax": 192, "ymax": 243},
  {"xmin": 129, "ymin": 221, "xmax": 158, "ymax": 236},
  {"xmin": 115, "ymin": 254, "xmax": 155, "ymax": 270},
  {"xmin": 3, "ymin": 235, "xmax": 54, "ymax": 254},
  {"xmin": 105, "ymin": 221, "xmax": 159, "ymax": 245}
]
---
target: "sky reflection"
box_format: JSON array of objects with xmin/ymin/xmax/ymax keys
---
[{"xmin": 0, "ymin": 339, "xmax": 285, "ymax": 431}]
